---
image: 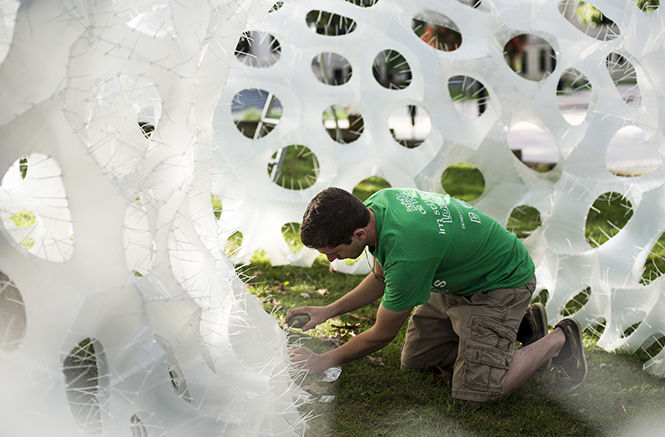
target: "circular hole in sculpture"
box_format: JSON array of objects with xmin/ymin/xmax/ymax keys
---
[
  {"xmin": 606, "ymin": 52, "xmax": 641, "ymax": 107},
  {"xmin": 635, "ymin": 0, "xmax": 659, "ymax": 12},
  {"xmin": 89, "ymin": 75, "xmax": 162, "ymax": 178},
  {"xmin": 137, "ymin": 105, "xmax": 159, "ymax": 139},
  {"xmin": 448, "ymin": 75, "xmax": 490, "ymax": 118},
  {"xmin": 506, "ymin": 205, "xmax": 542, "ymax": 239},
  {"xmin": 130, "ymin": 413, "xmax": 149, "ymax": 437},
  {"xmin": 557, "ymin": 0, "xmax": 620, "ymax": 41},
  {"xmin": 311, "ymin": 52, "xmax": 352, "ymax": 86},
  {"xmin": 123, "ymin": 196, "xmax": 155, "ymax": 277},
  {"xmin": 18, "ymin": 155, "xmax": 27, "ymax": 179},
  {"xmin": 231, "ymin": 88, "xmax": 283, "ymax": 139},
  {"xmin": 560, "ymin": 286, "xmax": 591, "ymax": 317},
  {"xmin": 137, "ymin": 121, "xmax": 154, "ymax": 139},
  {"xmin": 225, "ymin": 231, "xmax": 244, "ymax": 257},
  {"xmin": 234, "ymin": 31, "xmax": 282, "ymax": 68},
  {"xmin": 345, "ymin": 0, "xmax": 379, "ymax": 6},
  {"xmin": 457, "ymin": 0, "xmax": 483, "ymax": 7},
  {"xmin": 211, "ymin": 194, "xmax": 222, "ymax": 220},
  {"xmin": 353, "ymin": 176, "xmax": 391, "ymax": 202},
  {"xmin": 507, "ymin": 121, "xmax": 558, "ymax": 172},
  {"xmin": 268, "ymin": 145, "xmax": 319, "ymax": 190},
  {"xmin": 167, "ymin": 366, "xmax": 192, "ymax": 402},
  {"xmin": 641, "ymin": 231, "xmax": 665, "ymax": 285},
  {"xmin": 388, "ymin": 105, "xmax": 431, "ymax": 148},
  {"xmin": 532, "ymin": 288, "xmax": 549, "ymax": 305},
  {"xmin": 440, "ymin": 163, "xmax": 485, "ymax": 202},
  {"xmin": 322, "ymin": 105, "xmax": 364, "ymax": 144},
  {"xmin": 63, "ymin": 338, "xmax": 106, "ymax": 433},
  {"xmin": 640, "ymin": 334, "xmax": 665, "ymax": 367},
  {"xmin": 585, "ymin": 192, "xmax": 634, "ymax": 248},
  {"xmin": 152, "ymin": 334, "xmax": 192, "ymax": 402},
  {"xmin": 306, "ymin": 10, "xmax": 357, "ymax": 36},
  {"xmin": 556, "ymin": 68, "xmax": 592, "ymax": 125},
  {"xmin": 587, "ymin": 318, "xmax": 606, "ymax": 340},
  {"xmin": 503, "ymin": 34, "xmax": 556, "ymax": 81},
  {"xmin": 621, "ymin": 321, "xmax": 643, "ymax": 339},
  {"xmin": 281, "ymin": 222, "xmax": 303, "ymax": 253},
  {"xmin": 411, "ymin": 11, "xmax": 462, "ymax": 52},
  {"xmin": 0, "ymin": 154, "xmax": 74, "ymax": 262},
  {"xmin": 607, "ymin": 126, "xmax": 662, "ymax": 177},
  {"xmin": 0, "ymin": 271, "xmax": 26, "ymax": 351},
  {"xmin": 372, "ymin": 50, "xmax": 412, "ymax": 90}
]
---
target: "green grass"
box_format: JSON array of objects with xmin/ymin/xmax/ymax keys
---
[
  {"xmin": 506, "ymin": 205, "xmax": 542, "ymax": 239},
  {"xmin": 241, "ymin": 258, "xmax": 665, "ymax": 437},
  {"xmin": 585, "ymin": 192, "xmax": 633, "ymax": 248},
  {"xmin": 440, "ymin": 163, "xmax": 485, "ymax": 202},
  {"xmin": 281, "ymin": 222, "xmax": 304, "ymax": 253},
  {"xmin": 269, "ymin": 145, "xmax": 319, "ymax": 190},
  {"xmin": 352, "ymin": 176, "xmax": 392, "ymax": 202}
]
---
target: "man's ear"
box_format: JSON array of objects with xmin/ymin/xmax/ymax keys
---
[{"xmin": 353, "ymin": 228, "xmax": 366, "ymax": 241}]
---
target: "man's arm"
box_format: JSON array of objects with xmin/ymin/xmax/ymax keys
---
[
  {"xmin": 285, "ymin": 259, "xmax": 385, "ymax": 331},
  {"xmin": 326, "ymin": 259, "xmax": 385, "ymax": 316},
  {"xmin": 290, "ymin": 303, "xmax": 413, "ymax": 373}
]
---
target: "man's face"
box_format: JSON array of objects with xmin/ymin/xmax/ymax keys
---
[{"xmin": 317, "ymin": 236, "xmax": 365, "ymax": 262}]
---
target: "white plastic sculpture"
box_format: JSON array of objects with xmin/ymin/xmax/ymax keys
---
[
  {"xmin": 2, "ymin": 0, "xmax": 665, "ymax": 435},
  {"xmin": 0, "ymin": 1, "xmax": 307, "ymax": 435},
  {"xmin": 213, "ymin": 0, "xmax": 665, "ymax": 376}
]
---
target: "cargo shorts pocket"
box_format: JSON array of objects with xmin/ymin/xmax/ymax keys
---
[
  {"xmin": 468, "ymin": 316, "xmax": 515, "ymax": 349},
  {"xmin": 461, "ymin": 317, "xmax": 514, "ymax": 392},
  {"xmin": 462, "ymin": 343, "xmax": 512, "ymax": 392}
]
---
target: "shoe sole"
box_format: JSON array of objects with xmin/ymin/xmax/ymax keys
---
[
  {"xmin": 530, "ymin": 303, "xmax": 551, "ymax": 372},
  {"xmin": 531, "ymin": 302, "xmax": 548, "ymax": 343},
  {"xmin": 519, "ymin": 302, "xmax": 548, "ymax": 346}
]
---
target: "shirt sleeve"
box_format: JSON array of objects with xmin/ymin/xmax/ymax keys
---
[{"xmin": 380, "ymin": 260, "xmax": 437, "ymax": 311}]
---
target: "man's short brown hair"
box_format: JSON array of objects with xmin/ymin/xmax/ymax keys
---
[{"xmin": 301, "ymin": 187, "xmax": 370, "ymax": 248}]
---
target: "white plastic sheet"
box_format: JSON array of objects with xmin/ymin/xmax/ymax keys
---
[
  {"xmin": 0, "ymin": 1, "xmax": 307, "ymax": 435},
  {"xmin": 1, "ymin": 0, "xmax": 665, "ymax": 435}
]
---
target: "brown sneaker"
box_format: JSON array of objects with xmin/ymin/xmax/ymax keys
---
[
  {"xmin": 550, "ymin": 318, "xmax": 587, "ymax": 391},
  {"xmin": 517, "ymin": 303, "xmax": 548, "ymax": 346},
  {"xmin": 430, "ymin": 363, "xmax": 453, "ymax": 386}
]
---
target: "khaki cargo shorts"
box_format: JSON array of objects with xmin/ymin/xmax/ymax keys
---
[{"xmin": 400, "ymin": 276, "xmax": 536, "ymax": 403}]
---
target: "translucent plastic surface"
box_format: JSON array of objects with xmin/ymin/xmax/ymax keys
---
[{"xmin": 1, "ymin": 1, "xmax": 665, "ymax": 436}]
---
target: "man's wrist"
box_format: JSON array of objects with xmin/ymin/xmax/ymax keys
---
[
  {"xmin": 315, "ymin": 350, "xmax": 337, "ymax": 372},
  {"xmin": 323, "ymin": 303, "xmax": 337, "ymax": 319}
]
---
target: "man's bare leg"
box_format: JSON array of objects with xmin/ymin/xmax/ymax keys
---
[{"xmin": 502, "ymin": 327, "xmax": 566, "ymax": 396}]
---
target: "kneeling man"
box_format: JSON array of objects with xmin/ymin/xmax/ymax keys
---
[{"xmin": 288, "ymin": 187, "xmax": 586, "ymax": 404}]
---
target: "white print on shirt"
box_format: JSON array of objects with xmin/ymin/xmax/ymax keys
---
[
  {"xmin": 439, "ymin": 204, "xmax": 452, "ymax": 223},
  {"xmin": 396, "ymin": 192, "xmax": 427, "ymax": 214},
  {"xmin": 468, "ymin": 212, "xmax": 481, "ymax": 224},
  {"xmin": 432, "ymin": 279, "xmax": 448, "ymax": 292},
  {"xmin": 436, "ymin": 217, "xmax": 447, "ymax": 234},
  {"xmin": 423, "ymin": 198, "xmax": 440, "ymax": 215}
]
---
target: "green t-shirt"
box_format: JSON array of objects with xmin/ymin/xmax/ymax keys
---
[{"xmin": 364, "ymin": 188, "xmax": 535, "ymax": 312}]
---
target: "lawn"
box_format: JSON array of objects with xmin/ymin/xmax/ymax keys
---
[
  {"xmin": 235, "ymin": 164, "xmax": 665, "ymax": 436},
  {"xmin": 241, "ymin": 258, "xmax": 665, "ymax": 437}
]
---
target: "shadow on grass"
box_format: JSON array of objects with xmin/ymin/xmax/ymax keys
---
[{"xmin": 302, "ymin": 335, "xmax": 665, "ymax": 437}]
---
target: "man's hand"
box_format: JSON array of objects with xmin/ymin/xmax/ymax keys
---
[
  {"xmin": 289, "ymin": 346, "xmax": 331, "ymax": 374},
  {"xmin": 289, "ymin": 304, "xmax": 413, "ymax": 374},
  {"xmin": 285, "ymin": 306, "xmax": 331, "ymax": 331}
]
